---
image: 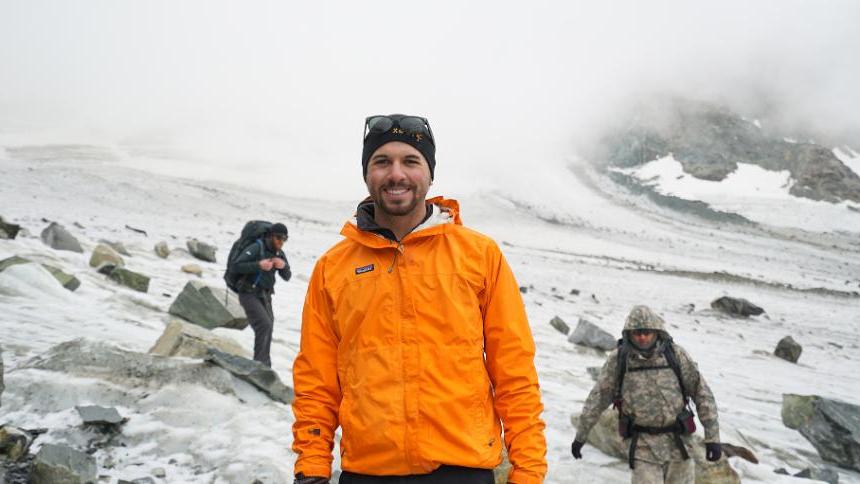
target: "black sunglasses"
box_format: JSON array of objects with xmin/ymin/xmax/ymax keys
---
[{"xmin": 363, "ymin": 115, "xmax": 435, "ymax": 146}]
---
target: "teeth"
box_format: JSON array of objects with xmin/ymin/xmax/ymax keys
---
[{"xmin": 386, "ymin": 188, "xmax": 409, "ymax": 195}]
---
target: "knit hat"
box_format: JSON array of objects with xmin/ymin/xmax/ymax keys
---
[
  {"xmin": 269, "ymin": 223, "xmax": 288, "ymax": 236},
  {"xmin": 362, "ymin": 114, "xmax": 436, "ymax": 180}
]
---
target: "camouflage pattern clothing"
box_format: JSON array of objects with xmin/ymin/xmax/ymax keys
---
[
  {"xmin": 632, "ymin": 459, "xmax": 694, "ymax": 484},
  {"xmin": 575, "ymin": 306, "xmax": 720, "ymax": 468}
]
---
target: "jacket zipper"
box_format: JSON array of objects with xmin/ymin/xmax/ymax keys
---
[{"xmin": 387, "ymin": 243, "xmax": 404, "ymax": 273}]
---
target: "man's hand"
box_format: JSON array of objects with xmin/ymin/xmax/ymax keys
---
[
  {"xmin": 294, "ymin": 474, "xmax": 328, "ymax": 484},
  {"xmin": 273, "ymin": 257, "xmax": 286, "ymax": 270},
  {"xmin": 571, "ymin": 440, "xmax": 585, "ymax": 459},
  {"xmin": 259, "ymin": 258, "xmax": 274, "ymax": 271},
  {"xmin": 706, "ymin": 442, "xmax": 722, "ymax": 461}
]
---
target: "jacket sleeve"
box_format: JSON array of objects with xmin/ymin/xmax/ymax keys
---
[
  {"xmin": 481, "ymin": 241, "xmax": 547, "ymax": 484},
  {"xmin": 574, "ymin": 351, "xmax": 619, "ymax": 443},
  {"xmin": 292, "ymin": 257, "xmax": 341, "ymax": 478},
  {"xmin": 277, "ymin": 251, "xmax": 292, "ymax": 282},
  {"xmin": 230, "ymin": 242, "xmax": 262, "ymax": 274},
  {"xmin": 677, "ymin": 345, "xmax": 720, "ymax": 443}
]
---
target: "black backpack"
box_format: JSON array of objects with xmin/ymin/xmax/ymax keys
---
[{"xmin": 223, "ymin": 220, "xmax": 272, "ymax": 292}]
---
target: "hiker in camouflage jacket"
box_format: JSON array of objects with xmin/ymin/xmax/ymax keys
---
[{"xmin": 571, "ymin": 305, "xmax": 722, "ymax": 484}]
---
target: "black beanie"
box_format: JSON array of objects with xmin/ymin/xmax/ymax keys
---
[
  {"xmin": 362, "ymin": 115, "xmax": 436, "ymax": 180},
  {"xmin": 269, "ymin": 223, "xmax": 288, "ymax": 236}
]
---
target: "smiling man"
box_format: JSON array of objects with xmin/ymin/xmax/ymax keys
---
[{"xmin": 291, "ymin": 114, "xmax": 547, "ymax": 484}]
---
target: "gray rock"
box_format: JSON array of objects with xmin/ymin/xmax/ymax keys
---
[
  {"xmin": 149, "ymin": 319, "xmax": 250, "ymax": 359},
  {"xmin": 0, "ymin": 426, "xmax": 32, "ymax": 461},
  {"xmin": 168, "ymin": 281, "xmax": 248, "ymax": 330},
  {"xmin": 0, "ymin": 216, "xmax": 21, "ymax": 239},
  {"xmin": 118, "ymin": 478, "xmax": 156, "ymax": 484},
  {"xmin": 795, "ymin": 467, "xmax": 839, "ymax": 484},
  {"xmin": 518, "ymin": 286, "xmax": 528, "ymax": 294},
  {"xmin": 571, "ymin": 409, "xmax": 741, "ymax": 483},
  {"xmin": 181, "ymin": 263, "xmax": 203, "ymax": 277},
  {"xmin": 205, "ymin": 348, "xmax": 294, "ymax": 404},
  {"xmin": 31, "ymin": 443, "xmax": 97, "ymax": 484},
  {"xmin": 0, "ymin": 344, "xmax": 4, "ymax": 407},
  {"xmin": 774, "ymin": 336, "xmax": 803, "ymax": 363},
  {"xmin": 568, "ymin": 318, "xmax": 616, "ymax": 351},
  {"xmin": 108, "ymin": 267, "xmax": 150, "ymax": 293},
  {"xmin": 0, "ymin": 256, "xmax": 80, "ymax": 292},
  {"xmin": 98, "ymin": 240, "xmax": 130, "ymax": 256},
  {"xmin": 151, "ymin": 467, "xmax": 166, "ymax": 478},
  {"xmin": 710, "ymin": 296, "xmax": 764, "ymax": 317},
  {"xmin": 89, "ymin": 243, "xmax": 125, "ymax": 270},
  {"xmin": 586, "ymin": 367, "xmax": 601, "ymax": 382},
  {"xmin": 75, "ymin": 405, "xmax": 124, "ymax": 426},
  {"xmin": 774, "ymin": 468, "xmax": 790, "ymax": 475},
  {"xmin": 782, "ymin": 394, "xmax": 860, "ymax": 470},
  {"xmin": 186, "ymin": 239, "xmax": 217, "ymax": 263},
  {"xmin": 40, "ymin": 222, "xmax": 84, "ymax": 253},
  {"xmin": 154, "ymin": 241, "xmax": 170, "ymax": 259},
  {"xmin": 549, "ymin": 316, "xmax": 570, "ymax": 335}
]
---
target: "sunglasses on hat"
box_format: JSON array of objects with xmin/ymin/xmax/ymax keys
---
[{"xmin": 363, "ymin": 115, "xmax": 435, "ymax": 146}]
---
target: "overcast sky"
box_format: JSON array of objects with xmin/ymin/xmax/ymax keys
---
[{"xmin": 1, "ymin": 0, "xmax": 859, "ymax": 200}]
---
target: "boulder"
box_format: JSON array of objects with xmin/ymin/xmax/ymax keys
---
[
  {"xmin": 154, "ymin": 241, "xmax": 170, "ymax": 259},
  {"xmin": 187, "ymin": 239, "xmax": 217, "ymax": 263},
  {"xmin": 571, "ymin": 409, "xmax": 742, "ymax": 484},
  {"xmin": 76, "ymin": 405, "xmax": 124, "ymax": 426},
  {"xmin": 0, "ymin": 216, "xmax": 21, "ymax": 239},
  {"xmin": 782, "ymin": 394, "xmax": 860, "ymax": 470},
  {"xmin": 168, "ymin": 281, "xmax": 248, "ymax": 330},
  {"xmin": 98, "ymin": 239, "xmax": 131, "ymax": 256},
  {"xmin": 108, "ymin": 267, "xmax": 150, "ymax": 293},
  {"xmin": 205, "ymin": 348, "xmax": 294, "ymax": 404},
  {"xmin": 31, "ymin": 443, "xmax": 97, "ymax": 484},
  {"xmin": 89, "ymin": 243, "xmax": 125, "ymax": 270},
  {"xmin": 0, "ymin": 426, "xmax": 33, "ymax": 461},
  {"xmin": 710, "ymin": 296, "xmax": 764, "ymax": 317},
  {"xmin": 149, "ymin": 319, "xmax": 249, "ymax": 359},
  {"xmin": 181, "ymin": 263, "xmax": 203, "ymax": 277},
  {"xmin": 40, "ymin": 222, "xmax": 84, "ymax": 253},
  {"xmin": 794, "ymin": 467, "xmax": 839, "ymax": 484},
  {"xmin": 774, "ymin": 336, "xmax": 802, "ymax": 363},
  {"xmin": 0, "ymin": 256, "xmax": 80, "ymax": 291},
  {"xmin": 0, "ymin": 344, "xmax": 4, "ymax": 407},
  {"xmin": 119, "ymin": 478, "xmax": 156, "ymax": 484},
  {"xmin": 568, "ymin": 318, "xmax": 616, "ymax": 351},
  {"xmin": 586, "ymin": 366, "xmax": 601, "ymax": 381},
  {"xmin": 549, "ymin": 316, "xmax": 570, "ymax": 335}
]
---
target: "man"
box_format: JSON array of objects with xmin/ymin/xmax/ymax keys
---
[
  {"xmin": 292, "ymin": 114, "xmax": 547, "ymax": 484},
  {"xmin": 228, "ymin": 222, "xmax": 291, "ymax": 366},
  {"xmin": 571, "ymin": 305, "xmax": 722, "ymax": 484}
]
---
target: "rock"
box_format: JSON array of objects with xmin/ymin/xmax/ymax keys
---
[
  {"xmin": 721, "ymin": 443, "xmax": 758, "ymax": 463},
  {"xmin": 187, "ymin": 239, "xmax": 217, "ymax": 263},
  {"xmin": 710, "ymin": 296, "xmax": 764, "ymax": 317},
  {"xmin": 0, "ymin": 256, "xmax": 80, "ymax": 292},
  {"xmin": 205, "ymin": 348, "xmax": 294, "ymax": 404},
  {"xmin": 31, "ymin": 443, "xmax": 97, "ymax": 484},
  {"xmin": 98, "ymin": 239, "xmax": 131, "ymax": 256},
  {"xmin": 774, "ymin": 468, "xmax": 790, "ymax": 475},
  {"xmin": 0, "ymin": 216, "xmax": 21, "ymax": 239},
  {"xmin": 149, "ymin": 319, "xmax": 249, "ymax": 359},
  {"xmin": 168, "ymin": 281, "xmax": 248, "ymax": 330},
  {"xmin": 76, "ymin": 405, "xmax": 124, "ymax": 426},
  {"xmin": 570, "ymin": 289, "xmax": 581, "ymax": 296},
  {"xmin": 568, "ymin": 318, "xmax": 616, "ymax": 351},
  {"xmin": 518, "ymin": 286, "xmax": 528, "ymax": 294},
  {"xmin": 40, "ymin": 222, "xmax": 84, "ymax": 253},
  {"xmin": 571, "ymin": 409, "xmax": 741, "ymax": 483},
  {"xmin": 154, "ymin": 241, "xmax": 170, "ymax": 259},
  {"xmin": 586, "ymin": 367, "xmax": 601, "ymax": 381},
  {"xmin": 108, "ymin": 267, "xmax": 150, "ymax": 293},
  {"xmin": 181, "ymin": 263, "xmax": 203, "ymax": 277},
  {"xmin": 794, "ymin": 467, "xmax": 839, "ymax": 484},
  {"xmin": 0, "ymin": 344, "xmax": 4, "ymax": 407},
  {"xmin": 89, "ymin": 243, "xmax": 125, "ymax": 270},
  {"xmin": 151, "ymin": 467, "xmax": 166, "ymax": 478},
  {"xmin": 549, "ymin": 316, "xmax": 570, "ymax": 335},
  {"xmin": 0, "ymin": 426, "xmax": 32, "ymax": 461},
  {"xmin": 774, "ymin": 336, "xmax": 802, "ymax": 363},
  {"xmin": 118, "ymin": 478, "xmax": 156, "ymax": 484},
  {"xmin": 782, "ymin": 394, "xmax": 860, "ymax": 470}
]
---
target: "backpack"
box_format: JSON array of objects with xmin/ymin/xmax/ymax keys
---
[
  {"xmin": 613, "ymin": 337, "xmax": 689, "ymax": 406},
  {"xmin": 223, "ymin": 220, "xmax": 272, "ymax": 292}
]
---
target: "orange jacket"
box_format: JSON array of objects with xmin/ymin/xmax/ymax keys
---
[{"xmin": 292, "ymin": 197, "xmax": 546, "ymax": 483}]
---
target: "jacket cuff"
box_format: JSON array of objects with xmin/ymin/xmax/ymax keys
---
[
  {"xmin": 508, "ymin": 468, "xmax": 545, "ymax": 484},
  {"xmin": 294, "ymin": 462, "xmax": 331, "ymax": 479}
]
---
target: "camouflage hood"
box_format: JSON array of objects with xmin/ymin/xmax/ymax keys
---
[{"xmin": 623, "ymin": 305, "xmax": 668, "ymax": 334}]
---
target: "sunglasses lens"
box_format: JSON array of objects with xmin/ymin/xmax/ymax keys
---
[
  {"xmin": 398, "ymin": 117, "xmax": 426, "ymax": 133},
  {"xmin": 366, "ymin": 116, "xmax": 394, "ymax": 134}
]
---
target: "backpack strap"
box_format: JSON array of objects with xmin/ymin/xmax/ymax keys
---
[
  {"xmin": 252, "ymin": 239, "xmax": 265, "ymax": 288},
  {"xmin": 662, "ymin": 338, "xmax": 689, "ymax": 403},
  {"xmin": 613, "ymin": 338, "xmax": 628, "ymax": 405}
]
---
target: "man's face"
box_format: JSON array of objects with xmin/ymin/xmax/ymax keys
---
[
  {"xmin": 270, "ymin": 234, "xmax": 286, "ymax": 252},
  {"xmin": 365, "ymin": 141, "xmax": 431, "ymax": 218},
  {"xmin": 630, "ymin": 329, "xmax": 657, "ymax": 349}
]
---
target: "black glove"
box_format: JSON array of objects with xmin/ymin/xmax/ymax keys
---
[
  {"xmin": 294, "ymin": 473, "xmax": 329, "ymax": 484},
  {"xmin": 571, "ymin": 440, "xmax": 585, "ymax": 459},
  {"xmin": 706, "ymin": 442, "xmax": 722, "ymax": 462}
]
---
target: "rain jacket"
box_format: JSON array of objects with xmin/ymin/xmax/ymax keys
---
[{"xmin": 292, "ymin": 196, "xmax": 546, "ymax": 483}]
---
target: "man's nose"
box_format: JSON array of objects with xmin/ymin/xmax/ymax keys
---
[{"xmin": 388, "ymin": 160, "xmax": 407, "ymax": 179}]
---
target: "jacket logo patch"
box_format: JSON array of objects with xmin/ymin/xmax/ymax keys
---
[{"xmin": 355, "ymin": 264, "xmax": 374, "ymax": 275}]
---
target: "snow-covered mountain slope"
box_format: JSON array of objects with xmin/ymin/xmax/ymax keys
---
[{"xmin": 1, "ymin": 150, "xmax": 859, "ymax": 483}]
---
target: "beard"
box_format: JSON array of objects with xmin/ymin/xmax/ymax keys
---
[{"xmin": 374, "ymin": 182, "xmax": 423, "ymax": 217}]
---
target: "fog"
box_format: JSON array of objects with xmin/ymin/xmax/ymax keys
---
[{"xmin": 1, "ymin": 0, "xmax": 859, "ymax": 201}]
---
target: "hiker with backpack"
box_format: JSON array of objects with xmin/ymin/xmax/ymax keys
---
[
  {"xmin": 571, "ymin": 305, "xmax": 722, "ymax": 484},
  {"xmin": 225, "ymin": 222, "xmax": 291, "ymax": 367}
]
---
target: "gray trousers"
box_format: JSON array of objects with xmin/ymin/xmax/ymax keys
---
[{"xmin": 238, "ymin": 291, "xmax": 274, "ymax": 367}]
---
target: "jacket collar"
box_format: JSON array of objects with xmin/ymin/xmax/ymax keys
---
[{"xmin": 341, "ymin": 196, "xmax": 462, "ymax": 248}]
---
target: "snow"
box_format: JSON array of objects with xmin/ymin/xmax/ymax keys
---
[
  {"xmin": 614, "ymin": 155, "xmax": 860, "ymax": 233},
  {"xmin": 835, "ymin": 146, "xmax": 860, "ymax": 178},
  {"xmin": 1, "ymin": 149, "xmax": 860, "ymax": 483}
]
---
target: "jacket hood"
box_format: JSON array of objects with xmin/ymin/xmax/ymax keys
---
[
  {"xmin": 623, "ymin": 305, "xmax": 667, "ymax": 333},
  {"xmin": 340, "ymin": 196, "xmax": 461, "ymax": 247}
]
